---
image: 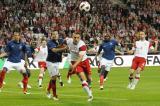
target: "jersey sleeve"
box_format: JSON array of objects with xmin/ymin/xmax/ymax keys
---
[
  {"xmin": 79, "ymin": 45, "xmax": 87, "ymax": 55},
  {"xmin": 47, "ymin": 41, "xmax": 56, "ymax": 50}
]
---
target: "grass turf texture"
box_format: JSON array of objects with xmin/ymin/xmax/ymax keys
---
[{"xmin": 0, "ymin": 66, "xmax": 160, "ymax": 106}]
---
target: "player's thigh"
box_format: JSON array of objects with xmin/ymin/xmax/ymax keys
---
[
  {"xmin": 3, "ymin": 61, "xmax": 14, "ymax": 72},
  {"xmin": 78, "ymin": 71, "xmax": 87, "ymax": 81},
  {"xmin": 100, "ymin": 58, "xmax": 113, "ymax": 71},
  {"xmin": 84, "ymin": 59, "xmax": 92, "ymax": 75},
  {"xmin": 131, "ymin": 57, "xmax": 138, "ymax": 70},
  {"xmin": 14, "ymin": 62, "xmax": 26, "ymax": 73},
  {"xmin": 137, "ymin": 58, "xmax": 146, "ymax": 71},
  {"xmin": 76, "ymin": 65, "xmax": 84, "ymax": 74},
  {"xmin": 47, "ymin": 62, "xmax": 59, "ymax": 77}
]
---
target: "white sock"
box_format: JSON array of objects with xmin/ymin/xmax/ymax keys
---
[
  {"xmin": 39, "ymin": 74, "xmax": 43, "ymax": 86},
  {"xmin": 133, "ymin": 74, "xmax": 140, "ymax": 86},
  {"xmin": 82, "ymin": 81, "xmax": 92, "ymax": 97},
  {"xmin": 39, "ymin": 78, "xmax": 43, "ymax": 86}
]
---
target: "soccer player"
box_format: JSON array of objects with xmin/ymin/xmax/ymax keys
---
[
  {"xmin": 95, "ymin": 32, "xmax": 122, "ymax": 90},
  {"xmin": 0, "ymin": 32, "xmax": 29, "ymax": 94},
  {"xmin": 67, "ymin": 32, "xmax": 93, "ymax": 101},
  {"xmin": 34, "ymin": 37, "xmax": 48, "ymax": 88},
  {"xmin": 127, "ymin": 31, "xmax": 150, "ymax": 90},
  {"xmin": 46, "ymin": 31, "xmax": 67, "ymax": 100}
]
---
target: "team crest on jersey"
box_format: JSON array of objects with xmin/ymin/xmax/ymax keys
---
[
  {"xmin": 11, "ymin": 45, "xmax": 14, "ymax": 48},
  {"xmin": 19, "ymin": 45, "xmax": 22, "ymax": 50},
  {"xmin": 109, "ymin": 42, "xmax": 113, "ymax": 45}
]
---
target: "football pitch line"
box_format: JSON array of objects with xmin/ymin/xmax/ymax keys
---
[{"xmin": 1, "ymin": 90, "xmax": 128, "ymax": 101}]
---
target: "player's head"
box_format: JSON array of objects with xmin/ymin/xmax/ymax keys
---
[
  {"xmin": 139, "ymin": 31, "xmax": 146, "ymax": 40},
  {"xmin": 103, "ymin": 32, "xmax": 111, "ymax": 42},
  {"xmin": 13, "ymin": 32, "xmax": 21, "ymax": 41},
  {"xmin": 72, "ymin": 32, "xmax": 81, "ymax": 45},
  {"xmin": 41, "ymin": 37, "xmax": 47, "ymax": 47},
  {"xmin": 51, "ymin": 31, "xmax": 59, "ymax": 40}
]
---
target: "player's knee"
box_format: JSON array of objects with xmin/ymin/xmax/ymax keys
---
[
  {"xmin": 51, "ymin": 76, "xmax": 57, "ymax": 80},
  {"xmin": 136, "ymin": 67, "xmax": 142, "ymax": 73},
  {"xmin": 101, "ymin": 65, "xmax": 105, "ymax": 70},
  {"xmin": 2, "ymin": 67, "xmax": 8, "ymax": 72}
]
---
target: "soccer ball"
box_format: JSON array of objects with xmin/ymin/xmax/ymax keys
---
[{"xmin": 79, "ymin": 1, "xmax": 90, "ymax": 12}]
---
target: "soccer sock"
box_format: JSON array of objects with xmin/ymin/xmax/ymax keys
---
[
  {"xmin": 47, "ymin": 80, "xmax": 52, "ymax": 92},
  {"xmin": 129, "ymin": 73, "xmax": 134, "ymax": 84},
  {"xmin": 100, "ymin": 75, "xmax": 104, "ymax": 86},
  {"xmin": 100, "ymin": 66, "xmax": 106, "ymax": 86},
  {"xmin": 38, "ymin": 74, "xmax": 43, "ymax": 86},
  {"xmin": 22, "ymin": 73, "xmax": 28, "ymax": 92},
  {"xmin": 133, "ymin": 74, "xmax": 140, "ymax": 86},
  {"xmin": 38, "ymin": 68, "xmax": 45, "ymax": 86},
  {"xmin": 58, "ymin": 73, "xmax": 62, "ymax": 82},
  {"xmin": 82, "ymin": 81, "xmax": 92, "ymax": 97},
  {"xmin": 51, "ymin": 79, "xmax": 57, "ymax": 97},
  {"xmin": 0, "ymin": 69, "xmax": 7, "ymax": 88}
]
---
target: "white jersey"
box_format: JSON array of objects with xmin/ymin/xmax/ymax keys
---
[
  {"xmin": 34, "ymin": 46, "xmax": 48, "ymax": 62},
  {"xmin": 67, "ymin": 38, "xmax": 88, "ymax": 61},
  {"xmin": 134, "ymin": 40, "xmax": 150, "ymax": 59}
]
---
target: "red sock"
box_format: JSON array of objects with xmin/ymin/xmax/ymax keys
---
[
  {"xmin": 47, "ymin": 80, "xmax": 52, "ymax": 92},
  {"xmin": 22, "ymin": 74, "xmax": 28, "ymax": 92},
  {"xmin": 0, "ymin": 69, "xmax": 7, "ymax": 88},
  {"xmin": 100, "ymin": 75, "xmax": 104, "ymax": 86},
  {"xmin": 51, "ymin": 80, "xmax": 57, "ymax": 97}
]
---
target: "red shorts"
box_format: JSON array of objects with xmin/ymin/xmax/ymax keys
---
[
  {"xmin": 131, "ymin": 56, "xmax": 146, "ymax": 70},
  {"xmin": 71, "ymin": 58, "xmax": 91, "ymax": 75},
  {"xmin": 38, "ymin": 61, "xmax": 47, "ymax": 70}
]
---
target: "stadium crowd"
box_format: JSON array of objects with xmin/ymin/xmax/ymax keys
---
[{"xmin": 0, "ymin": 0, "xmax": 159, "ymax": 54}]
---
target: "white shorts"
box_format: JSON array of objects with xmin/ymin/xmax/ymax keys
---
[
  {"xmin": 46, "ymin": 61, "xmax": 60, "ymax": 77},
  {"xmin": 100, "ymin": 57, "xmax": 114, "ymax": 71},
  {"xmin": 3, "ymin": 60, "xmax": 26, "ymax": 73}
]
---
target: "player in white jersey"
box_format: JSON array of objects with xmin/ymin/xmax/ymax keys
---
[
  {"xmin": 127, "ymin": 32, "xmax": 150, "ymax": 90},
  {"xmin": 34, "ymin": 37, "xmax": 48, "ymax": 88},
  {"xmin": 67, "ymin": 32, "xmax": 93, "ymax": 102}
]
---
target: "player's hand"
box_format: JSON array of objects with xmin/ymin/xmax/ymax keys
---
[{"xmin": 70, "ymin": 64, "xmax": 76, "ymax": 73}]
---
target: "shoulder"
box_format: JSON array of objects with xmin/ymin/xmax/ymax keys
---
[
  {"xmin": 79, "ymin": 40, "xmax": 86, "ymax": 46},
  {"xmin": 47, "ymin": 40, "xmax": 54, "ymax": 45},
  {"xmin": 7, "ymin": 41, "xmax": 13, "ymax": 45},
  {"xmin": 78, "ymin": 40, "xmax": 87, "ymax": 51},
  {"xmin": 111, "ymin": 39, "xmax": 118, "ymax": 44}
]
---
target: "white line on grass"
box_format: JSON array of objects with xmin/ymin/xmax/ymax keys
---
[{"xmin": 1, "ymin": 90, "xmax": 128, "ymax": 101}]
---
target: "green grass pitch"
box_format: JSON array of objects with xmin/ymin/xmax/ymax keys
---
[{"xmin": 0, "ymin": 66, "xmax": 160, "ymax": 106}]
